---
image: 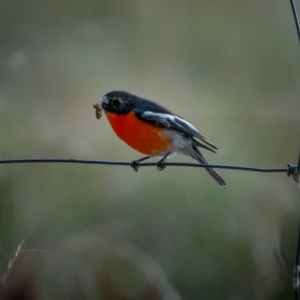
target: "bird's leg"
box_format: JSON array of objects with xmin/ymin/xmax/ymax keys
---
[
  {"xmin": 157, "ymin": 152, "xmax": 171, "ymax": 171},
  {"xmin": 131, "ymin": 156, "xmax": 151, "ymax": 172}
]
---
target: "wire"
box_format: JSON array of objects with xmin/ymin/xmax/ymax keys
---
[
  {"xmin": 291, "ymin": 0, "xmax": 300, "ymax": 43},
  {"xmin": 289, "ymin": 1, "xmax": 300, "ymax": 299},
  {"xmin": 0, "ymin": 158, "xmax": 291, "ymax": 173},
  {"xmin": 294, "ymin": 224, "xmax": 300, "ymax": 300}
]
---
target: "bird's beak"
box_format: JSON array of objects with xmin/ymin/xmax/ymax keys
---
[{"xmin": 93, "ymin": 95, "xmax": 108, "ymax": 110}]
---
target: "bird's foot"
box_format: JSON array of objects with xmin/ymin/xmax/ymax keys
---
[
  {"xmin": 130, "ymin": 156, "xmax": 151, "ymax": 172},
  {"xmin": 156, "ymin": 152, "xmax": 170, "ymax": 171},
  {"xmin": 157, "ymin": 159, "xmax": 167, "ymax": 171},
  {"xmin": 131, "ymin": 160, "xmax": 140, "ymax": 172}
]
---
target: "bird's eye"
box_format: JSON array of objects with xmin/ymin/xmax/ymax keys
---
[{"xmin": 112, "ymin": 99, "xmax": 120, "ymax": 107}]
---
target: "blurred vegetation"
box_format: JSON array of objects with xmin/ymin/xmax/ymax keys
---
[{"xmin": 0, "ymin": 0, "xmax": 300, "ymax": 299}]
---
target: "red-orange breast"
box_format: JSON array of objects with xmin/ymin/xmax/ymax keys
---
[{"xmin": 106, "ymin": 111, "xmax": 173, "ymax": 156}]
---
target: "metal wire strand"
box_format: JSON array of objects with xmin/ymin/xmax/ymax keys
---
[
  {"xmin": 289, "ymin": 0, "xmax": 300, "ymax": 298},
  {"xmin": 0, "ymin": 158, "xmax": 293, "ymax": 173},
  {"xmin": 291, "ymin": 0, "xmax": 300, "ymax": 42}
]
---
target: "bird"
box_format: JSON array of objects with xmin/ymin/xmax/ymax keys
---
[{"xmin": 95, "ymin": 91, "xmax": 226, "ymax": 186}]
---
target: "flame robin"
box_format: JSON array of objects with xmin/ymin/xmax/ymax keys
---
[{"xmin": 94, "ymin": 91, "xmax": 226, "ymax": 186}]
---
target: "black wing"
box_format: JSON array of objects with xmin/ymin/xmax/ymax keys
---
[{"xmin": 135, "ymin": 110, "xmax": 218, "ymax": 152}]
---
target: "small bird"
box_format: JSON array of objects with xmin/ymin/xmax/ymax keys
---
[{"xmin": 95, "ymin": 91, "xmax": 226, "ymax": 186}]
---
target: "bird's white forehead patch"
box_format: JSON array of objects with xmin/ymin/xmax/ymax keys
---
[
  {"xmin": 102, "ymin": 95, "xmax": 108, "ymax": 104},
  {"xmin": 142, "ymin": 112, "xmax": 198, "ymax": 132}
]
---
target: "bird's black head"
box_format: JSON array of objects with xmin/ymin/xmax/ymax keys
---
[
  {"xmin": 100, "ymin": 90, "xmax": 173, "ymax": 115},
  {"xmin": 101, "ymin": 91, "xmax": 134, "ymax": 115}
]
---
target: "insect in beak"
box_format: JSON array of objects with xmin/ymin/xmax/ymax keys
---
[{"xmin": 93, "ymin": 102, "xmax": 102, "ymax": 120}]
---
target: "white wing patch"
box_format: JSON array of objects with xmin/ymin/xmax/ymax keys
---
[{"xmin": 142, "ymin": 111, "xmax": 198, "ymax": 132}]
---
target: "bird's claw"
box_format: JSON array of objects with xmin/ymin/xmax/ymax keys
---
[
  {"xmin": 131, "ymin": 160, "xmax": 140, "ymax": 172},
  {"xmin": 157, "ymin": 160, "xmax": 166, "ymax": 171}
]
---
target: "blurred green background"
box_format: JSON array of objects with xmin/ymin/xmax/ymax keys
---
[{"xmin": 0, "ymin": 1, "xmax": 300, "ymax": 299}]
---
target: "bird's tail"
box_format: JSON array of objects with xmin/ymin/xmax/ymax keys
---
[{"xmin": 185, "ymin": 144, "xmax": 226, "ymax": 186}]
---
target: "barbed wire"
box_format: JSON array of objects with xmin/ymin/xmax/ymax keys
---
[
  {"xmin": 0, "ymin": 158, "xmax": 296, "ymax": 174},
  {"xmin": 289, "ymin": 0, "xmax": 300, "ymax": 299}
]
